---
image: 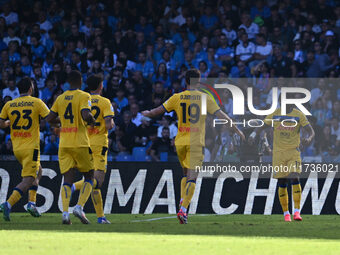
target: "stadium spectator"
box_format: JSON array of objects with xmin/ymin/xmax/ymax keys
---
[{"xmin": 149, "ymin": 127, "xmax": 174, "ymax": 161}]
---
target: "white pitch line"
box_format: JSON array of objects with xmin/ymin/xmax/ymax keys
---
[{"xmin": 131, "ymin": 214, "xmax": 209, "ymax": 222}]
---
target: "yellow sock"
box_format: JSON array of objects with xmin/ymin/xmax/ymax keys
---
[
  {"xmin": 182, "ymin": 180, "xmax": 196, "ymax": 209},
  {"xmin": 91, "ymin": 189, "xmax": 104, "ymax": 218},
  {"xmin": 28, "ymin": 185, "xmax": 38, "ymax": 203},
  {"xmin": 7, "ymin": 188, "xmax": 23, "ymax": 207},
  {"xmin": 180, "ymin": 176, "xmax": 187, "ymax": 200},
  {"xmin": 61, "ymin": 183, "xmax": 72, "ymax": 212},
  {"xmin": 77, "ymin": 180, "xmax": 93, "ymax": 208},
  {"xmin": 73, "ymin": 179, "xmax": 84, "ymax": 191},
  {"xmin": 292, "ymin": 183, "xmax": 301, "ymax": 210},
  {"xmin": 278, "ymin": 186, "xmax": 289, "ymax": 213}
]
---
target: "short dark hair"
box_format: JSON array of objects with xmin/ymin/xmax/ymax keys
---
[
  {"xmin": 185, "ymin": 69, "xmax": 201, "ymax": 85},
  {"xmin": 17, "ymin": 77, "xmax": 32, "ymax": 94},
  {"xmin": 87, "ymin": 74, "xmax": 103, "ymax": 91},
  {"xmin": 67, "ymin": 70, "xmax": 82, "ymax": 88}
]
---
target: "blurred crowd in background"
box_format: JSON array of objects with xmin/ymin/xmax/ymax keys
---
[{"xmin": 0, "ymin": 0, "xmax": 339, "ymax": 162}]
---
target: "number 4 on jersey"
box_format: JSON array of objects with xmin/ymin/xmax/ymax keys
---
[{"xmin": 64, "ymin": 103, "xmax": 74, "ymax": 123}]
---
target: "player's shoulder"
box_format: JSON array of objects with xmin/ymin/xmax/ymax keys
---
[
  {"xmin": 292, "ymin": 108, "xmax": 306, "ymax": 117},
  {"xmin": 30, "ymin": 96, "xmax": 45, "ymax": 104},
  {"xmin": 97, "ymin": 95, "xmax": 111, "ymax": 105},
  {"xmin": 77, "ymin": 89, "xmax": 91, "ymax": 98}
]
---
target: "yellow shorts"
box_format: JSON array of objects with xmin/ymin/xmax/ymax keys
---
[
  {"xmin": 272, "ymin": 149, "xmax": 301, "ymax": 179},
  {"xmin": 14, "ymin": 149, "xmax": 40, "ymax": 178},
  {"xmin": 176, "ymin": 145, "xmax": 203, "ymax": 169},
  {"xmin": 58, "ymin": 147, "xmax": 94, "ymax": 174},
  {"xmin": 91, "ymin": 145, "xmax": 108, "ymax": 172}
]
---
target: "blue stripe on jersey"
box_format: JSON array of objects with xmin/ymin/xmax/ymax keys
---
[{"xmin": 273, "ymin": 115, "xmax": 300, "ymax": 122}]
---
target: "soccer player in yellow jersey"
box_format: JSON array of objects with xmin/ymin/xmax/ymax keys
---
[
  {"xmin": 249, "ymin": 105, "xmax": 315, "ymax": 222},
  {"xmin": 72, "ymin": 74, "xmax": 114, "ymax": 224},
  {"xmin": 142, "ymin": 69, "xmax": 245, "ymax": 224},
  {"xmin": 46, "ymin": 70, "xmax": 96, "ymax": 224},
  {"xmin": 0, "ymin": 77, "xmax": 49, "ymax": 221}
]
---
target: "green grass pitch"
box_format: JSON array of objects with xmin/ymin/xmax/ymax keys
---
[{"xmin": 1, "ymin": 213, "xmax": 339, "ymax": 255}]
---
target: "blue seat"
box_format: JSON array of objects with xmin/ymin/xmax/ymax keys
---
[
  {"xmin": 116, "ymin": 154, "xmax": 133, "ymax": 161},
  {"xmin": 133, "ymin": 147, "xmax": 147, "ymax": 161},
  {"xmin": 160, "ymin": 152, "xmax": 168, "ymax": 162}
]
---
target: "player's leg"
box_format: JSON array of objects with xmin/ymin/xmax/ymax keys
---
[
  {"xmin": 59, "ymin": 147, "xmax": 77, "ymax": 224},
  {"xmin": 278, "ymin": 178, "xmax": 291, "ymax": 221},
  {"xmin": 288, "ymin": 151, "xmax": 302, "ymax": 221},
  {"xmin": 1, "ymin": 150, "xmax": 37, "ymax": 221},
  {"xmin": 73, "ymin": 147, "xmax": 94, "ymax": 224},
  {"xmin": 289, "ymin": 172, "xmax": 302, "ymax": 221},
  {"xmin": 91, "ymin": 170, "xmax": 110, "ymax": 223},
  {"xmin": 177, "ymin": 146, "xmax": 202, "ymax": 224},
  {"xmin": 72, "ymin": 179, "xmax": 84, "ymax": 192},
  {"xmin": 176, "ymin": 146, "xmax": 187, "ymax": 209},
  {"xmin": 179, "ymin": 168, "xmax": 187, "ymax": 209},
  {"xmin": 1, "ymin": 176, "xmax": 35, "ymax": 221},
  {"xmin": 27, "ymin": 165, "xmax": 42, "ymax": 217},
  {"xmin": 61, "ymin": 168, "xmax": 76, "ymax": 224}
]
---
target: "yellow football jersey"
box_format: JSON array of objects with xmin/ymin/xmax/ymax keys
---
[
  {"xmin": 264, "ymin": 108, "xmax": 309, "ymax": 152},
  {"xmin": 87, "ymin": 94, "xmax": 114, "ymax": 147},
  {"xmin": 163, "ymin": 89, "xmax": 220, "ymax": 146},
  {"xmin": 51, "ymin": 89, "xmax": 91, "ymax": 148},
  {"xmin": 0, "ymin": 95, "xmax": 49, "ymax": 150}
]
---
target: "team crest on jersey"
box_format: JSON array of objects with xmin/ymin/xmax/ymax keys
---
[{"xmin": 88, "ymin": 100, "xmax": 92, "ymax": 107}]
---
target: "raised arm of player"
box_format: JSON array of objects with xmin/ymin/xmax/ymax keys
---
[
  {"xmin": 215, "ymin": 109, "xmax": 246, "ymax": 141},
  {"xmin": 141, "ymin": 105, "xmax": 166, "ymax": 118}
]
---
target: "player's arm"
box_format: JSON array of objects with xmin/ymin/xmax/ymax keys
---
[
  {"xmin": 81, "ymin": 109, "xmax": 96, "ymax": 126},
  {"xmin": 81, "ymin": 94, "xmax": 96, "ymax": 126},
  {"xmin": 215, "ymin": 109, "xmax": 246, "ymax": 141},
  {"xmin": 46, "ymin": 111, "xmax": 60, "ymax": 126},
  {"xmin": 0, "ymin": 104, "xmax": 10, "ymax": 128},
  {"xmin": 105, "ymin": 116, "xmax": 114, "ymax": 130},
  {"xmin": 141, "ymin": 105, "xmax": 166, "ymax": 118},
  {"xmin": 103, "ymin": 100, "xmax": 115, "ymax": 130},
  {"xmin": 301, "ymin": 124, "xmax": 315, "ymax": 147},
  {"xmin": 143, "ymin": 94, "xmax": 176, "ymax": 118},
  {"xmin": 0, "ymin": 119, "xmax": 10, "ymax": 129}
]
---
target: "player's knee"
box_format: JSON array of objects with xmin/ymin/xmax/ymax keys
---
[
  {"xmin": 22, "ymin": 176, "xmax": 35, "ymax": 189},
  {"xmin": 83, "ymin": 170, "xmax": 94, "ymax": 182},
  {"xmin": 289, "ymin": 173, "xmax": 300, "ymax": 184},
  {"xmin": 278, "ymin": 178, "xmax": 288, "ymax": 187}
]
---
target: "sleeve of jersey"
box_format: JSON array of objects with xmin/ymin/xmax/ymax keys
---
[
  {"xmin": 50, "ymin": 97, "xmax": 58, "ymax": 115},
  {"xmin": 207, "ymin": 95, "xmax": 220, "ymax": 115},
  {"xmin": 0, "ymin": 103, "xmax": 8, "ymax": 120},
  {"xmin": 39, "ymin": 100, "xmax": 50, "ymax": 119},
  {"xmin": 80, "ymin": 94, "xmax": 91, "ymax": 112},
  {"xmin": 162, "ymin": 95, "xmax": 176, "ymax": 113},
  {"xmin": 300, "ymin": 112, "xmax": 310, "ymax": 127},
  {"xmin": 103, "ymin": 100, "xmax": 114, "ymax": 118}
]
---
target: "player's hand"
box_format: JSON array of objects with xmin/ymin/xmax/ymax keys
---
[
  {"xmin": 4, "ymin": 120, "xmax": 10, "ymax": 127},
  {"xmin": 301, "ymin": 137, "xmax": 312, "ymax": 147},
  {"xmin": 141, "ymin": 110, "xmax": 151, "ymax": 117}
]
